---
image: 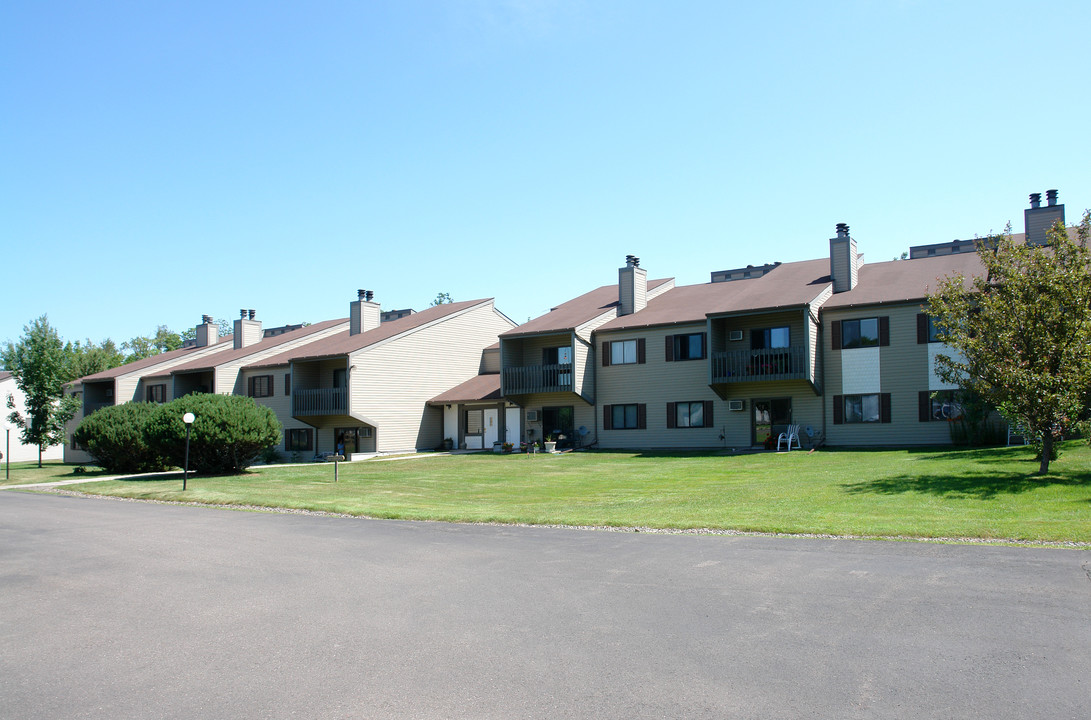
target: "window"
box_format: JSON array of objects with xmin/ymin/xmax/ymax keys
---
[
  {"xmin": 751, "ymin": 327, "xmax": 789, "ymax": 350},
  {"xmin": 667, "ymin": 401, "xmax": 714, "ymax": 428},
  {"xmin": 465, "ymin": 409, "xmax": 483, "ymax": 435},
  {"xmin": 919, "ymin": 390, "xmax": 963, "ymax": 421},
  {"xmin": 603, "ymin": 338, "xmax": 645, "ymax": 366},
  {"xmin": 542, "ymin": 347, "xmax": 572, "ymax": 387},
  {"xmin": 284, "ymin": 428, "xmax": 313, "ymax": 451},
  {"xmin": 248, "ymin": 375, "xmax": 274, "ymax": 398},
  {"xmin": 917, "ymin": 314, "xmax": 945, "ymax": 344},
  {"xmin": 146, "ymin": 384, "xmax": 166, "ymax": 403},
  {"xmin": 833, "ymin": 393, "xmax": 891, "ymax": 424},
  {"xmin": 333, "ymin": 368, "xmax": 346, "ymax": 388},
  {"xmin": 841, "ymin": 318, "xmax": 879, "ymax": 349},
  {"xmin": 666, "ymin": 333, "xmax": 706, "ymax": 361},
  {"xmin": 604, "ymin": 403, "xmax": 645, "ymax": 430},
  {"xmin": 284, "ymin": 373, "xmax": 291, "ymax": 396},
  {"xmin": 542, "ymin": 346, "xmax": 572, "ymax": 365}
]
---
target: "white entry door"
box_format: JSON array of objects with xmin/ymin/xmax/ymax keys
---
[
  {"xmin": 483, "ymin": 409, "xmax": 499, "ymax": 447},
  {"xmin": 505, "ymin": 407, "xmax": 521, "ymax": 445}
]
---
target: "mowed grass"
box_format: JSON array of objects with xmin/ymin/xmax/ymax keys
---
[
  {"xmin": 47, "ymin": 442, "xmax": 1091, "ymax": 543},
  {"xmin": 0, "ymin": 460, "xmax": 108, "ymax": 487}
]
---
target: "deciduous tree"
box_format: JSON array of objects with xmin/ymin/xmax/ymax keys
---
[{"xmin": 927, "ymin": 212, "xmax": 1091, "ymax": 474}]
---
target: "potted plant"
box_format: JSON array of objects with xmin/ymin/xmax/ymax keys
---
[
  {"xmin": 501, "ymin": 442, "xmax": 514, "ymax": 453},
  {"xmin": 543, "ymin": 433, "xmax": 557, "ymax": 453},
  {"xmin": 442, "ymin": 437, "xmax": 454, "ymax": 451}
]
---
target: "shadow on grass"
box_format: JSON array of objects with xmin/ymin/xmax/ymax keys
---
[{"xmin": 841, "ymin": 466, "xmax": 1091, "ymax": 500}]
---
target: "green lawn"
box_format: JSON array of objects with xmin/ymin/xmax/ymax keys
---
[
  {"xmin": 41, "ymin": 442, "xmax": 1091, "ymax": 543},
  {"xmin": 0, "ymin": 460, "xmax": 108, "ymax": 487}
]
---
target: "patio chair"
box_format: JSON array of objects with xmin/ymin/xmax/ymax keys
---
[{"xmin": 776, "ymin": 424, "xmax": 801, "ymax": 452}]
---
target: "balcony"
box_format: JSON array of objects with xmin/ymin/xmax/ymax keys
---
[
  {"xmin": 292, "ymin": 388, "xmax": 348, "ymax": 417},
  {"xmin": 711, "ymin": 346, "xmax": 807, "ymax": 384},
  {"xmin": 502, "ymin": 364, "xmax": 574, "ymax": 395}
]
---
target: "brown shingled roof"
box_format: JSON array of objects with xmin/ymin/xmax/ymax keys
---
[
  {"xmin": 822, "ymin": 253, "xmax": 985, "ymax": 309},
  {"xmin": 245, "ymin": 299, "xmax": 496, "ymax": 369},
  {"xmin": 600, "ymin": 258, "xmax": 832, "ymax": 332},
  {"xmin": 169, "ymin": 318, "xmax": 347, "ymax": 374},
  {"xmin": 79, "ymin": 336, "xmax": 236, "ymax": 382},
  {"xmin": 501, "ymin": 279, "xmax": 673, "ymax": 337},
  {"xmin": 429, "ymin": 374, "xmax": 502, "ymax": 404}
]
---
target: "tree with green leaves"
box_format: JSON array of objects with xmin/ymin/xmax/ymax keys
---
[
  {"xmin": 2, "ymin": 316, "xmax": 82, "ymax": 467},
  {"xmin": 122, "ymin": 325, "xmax": 184, "ymax": 363},
  {"xmin": 926, "ymin": 212, "xmax": 1091, "ymax": 474},
  {"xmin": 431, "ymin": 292, "xmax": 453, "ymax": 306},
  {"xmin": 65, "ymin": 338, "xmax": 124, "ymax": 379}
]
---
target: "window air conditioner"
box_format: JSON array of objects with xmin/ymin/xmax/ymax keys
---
[
  {"xmin": 728, "ymin": 330, "xmax": 744, "ymax": 342},
  {"xmin": 525, "ymin": 410, "xmax": 539, "ymax": 422},
  {"xmin": 728, "ymin": 400, "xmax": 745, "ymax": 411}
]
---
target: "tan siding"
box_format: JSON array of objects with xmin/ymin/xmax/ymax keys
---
[
  {"xmin": 351, "ymin": 302, "xmax": 513, "ymax": 452},
  {"xmin": 214, "ymin": 322, "xmax": 348, "ymax": 395},
  {"xmin": 243, "ymin": 364, "xmax": 318, "ymax": 456},
  {"xmin": 572, "ymin": 338, "xmax": 594, "ymax": 403},
  {"xmin": 823, "ymin": 302, "xmax": 951, "ymax": 445},
  {"xmin": 575, "ymin": 311, "xmax": 619, "ymax": 343},
  {"xmin": 480, "ymin": 348, "xmax": 500, "ymax": 374}
]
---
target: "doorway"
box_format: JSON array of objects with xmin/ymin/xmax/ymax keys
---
[
  {"xmin": 752, "ymin": 398, "xmax": 792, "ymax": 446},
  {"xmin": 541, "ymin": 406, "xmax": 574, "ymax": 447}
]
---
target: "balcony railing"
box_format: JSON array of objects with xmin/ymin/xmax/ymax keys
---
[
  {"xmin": 292, "ymin": 388, "xmax": 348, "ymax": 417},
  {"xmin": 711, "ymin": 346, "xmax": 807, "ymax": 383},
  {"xmin": 502, "ymin": 364, "xmax": 574, "ymax": 395},
  {"xmin": 84, "ymin": 401, "xmax": 114, "ymax": 416}
]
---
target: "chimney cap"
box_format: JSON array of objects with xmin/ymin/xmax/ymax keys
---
[
  {"xmin": 365, "ymin": 290, "xmax": 374, "ymax": 302},
  {"xmin": 1046, "ymin": 189, "xmax": 1059, "ymax": 206},
  {"xmin": 248, "ymin": 309, "xmax": 256, "ymax": 320},
  {"xmin": 835, "ymin": 223, "xmax": 850, "ymax": 237},
  {"xmin": 1029, "ymin": 192, "xmax": 1042, "ymax": 208},
  {"xmin": 625, "ymin": 254, "xmax": 640, "ymax": 267}
]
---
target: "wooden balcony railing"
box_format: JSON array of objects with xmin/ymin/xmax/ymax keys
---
[
  {"xmin": 711, "ymin": 346, "xmax": 808, "ymax": 383},
  {"xmin": 502, "ymin": 364, "xmax": 574, "ymax": 395},
  {"xmin": 292, "ymin": 388, "xmax": 348, "ymax": 417}
]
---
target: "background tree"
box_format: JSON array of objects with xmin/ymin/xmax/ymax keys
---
[
  {"xmin": 431, "ymin": 292, "xmax": 453, "ymax": 306},
  {"xmin": 65, "ymin": 338, "xmax": 124, "ymax": 379},
  {"xmin": 926, "ymin": 212, "xmax": 1091, "ymax": 474},
  {"xmin": 2, "ymin": 316, "xmax": 81, "ymax": 466},
  {"xmin": 179, "ymin": 318, "xmax": 232, "ymax": 344},
  {"xmin": 122, "ymin": 325, "xmax": 185, "ymax": 363}
]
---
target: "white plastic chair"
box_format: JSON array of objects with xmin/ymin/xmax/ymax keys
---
[{"xmin": 776, "ymin": 424, "xmax": 801, "ymax": 451}]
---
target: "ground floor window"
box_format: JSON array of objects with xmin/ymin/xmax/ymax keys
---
[
  {"xmin": 752, "ymin": 398, "xmax": 792, "ymax": 446},
  {"xmin": 834, "ymin": 393, "xmax": 891, "ymax": 424},
  {"xmin": 920, "ymin": 390, "xmax": 963, "ymax": 422},
  {"xmin": 541, "ymin": 406, "xmax": 574, "ymax": 446},
  {"xmin": 285, "ymin": 428, "xmax": 313, "ymax": 451},
  {"xmin": 465, "ymin": 409, "xmax": 483, "ymax": 436},
  {"xmin": 667, "ymin": 401, "xmax": 713, "ymax": 429},
  {"xmin": 604, "ymin": 403, "xmax": 645, "ymax": 430},
  {"xmin": 146, "ymin": 384, "xmax": 166, "ymax": 403},
  {"xmin": 334, "ymin": 427, "xmax": 370, "ymax": 455}
]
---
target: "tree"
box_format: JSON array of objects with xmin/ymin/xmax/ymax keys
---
[
  {"xmin": 65, "ymin": 338, "xmax": 124, "ymax": 379},
  {"xmin": 179, "ymin": 318, "xmax": 232, "ymax": 344},
  {"xmin": 2, "ymin": 316, "xmax": 82, "ymax": 467},
  {"xmin": 926, "ymin": 212, "xmax": 1091, "ymax": 474},
  {"xmin": 122, "ymin": 325, "xmax": 185, "ymax": 363},
  {"xmin": 431, "ymin": 292, "xmax": 453, "ymax": 306},
  {"xmin": 144, "ymin": 394, "xmax": 282, "ymax": 475},
  {"xmin": 73, "ymin": 402, "xmax": 169, "ymax": 474}
]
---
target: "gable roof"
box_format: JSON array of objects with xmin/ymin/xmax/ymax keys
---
[
  {"xmin": 501, "ymin": 278, "xmax": 674, "ymax": 338},
  {"xmin": 79, "ymin": 336, "xmax": 236, "ymax": 383},
  {"xmin": 428, "ymin": 373, "xmax": 502, "ymax": 404},
  {"xmin": 0, "ymin": 371, "xmax": 11, "ymax": 383},
  {"xmin": 821, "ymin": 252, "xmax": 985, "ymax": 310},
  {"xmin": 168, "ymin": 318, "xmax": 347, "ymax": 374},
  {"xmin": 245, "ymin": 299, "xmax": 498, "ymax": 369},
  {"xmin": 599, "ymin": 258, "xmax": 832, "ymax": 332}
]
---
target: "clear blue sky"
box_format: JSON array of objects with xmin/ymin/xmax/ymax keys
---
[{"xmin": 3, "ymin": 1, "xmax": 1088, "ymax": 346}]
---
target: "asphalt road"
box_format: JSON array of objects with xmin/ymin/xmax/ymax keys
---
[{"xmin": 1, "ymin": 491, "xmax": 1088, "ymax": 719}]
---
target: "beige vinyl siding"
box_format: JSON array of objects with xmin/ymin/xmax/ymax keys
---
[
  {"xmin": 216, "ymin": 322, "xmax": 348, "ymax": 395},
  {"xmin": 572, "ymin": 337, "xmax": 594, "ymax": 403},
  {"xmin": 242, "ymin": 364, "xmax": 320, "ymax": 455},
  {"xmin": 113, "ymin": 342, "xmax": 235, "ymax": 403},
  {"xmin": 350, "ymin": 303, "xmax": 514, "ymax": 452},
  {"xmin": 480, "ymin": 348, "xmax": 500, "ymax": 374},
  {"xmin": 597, "ymin": 323, "xmax": 722, "ymax": 449},
  {"xmin": 823, "ymin": 302, "xmax": 951, "ymax": 446},
  {"xmin": 507, "ymin": 332, "xmax": 573, "ymax": 366},
  {"xmin": 576, "ymin": 311, "xmax": 620, "ymax": 343}
]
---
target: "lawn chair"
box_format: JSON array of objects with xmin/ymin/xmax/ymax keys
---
[{"xmin": 776, "ymin": 424, "xmax": 801, "ymax": 452}]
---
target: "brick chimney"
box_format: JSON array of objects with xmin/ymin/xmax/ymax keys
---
[
  {"xmin": 233, "ymin": 309, "xmax": 262, "ymax": 349},
  {"xmin": 350, "ymin": 290, "xmax": 381, "ymax": 335},
  {"xmin": 1024, "ymin": 189, "xmax": 1065, "ymax": 246},
  {"xmin": 829, "ymin": 223, "xmax": 859, "ymax": 293},
  {"xmin": 618, "ymin": 255, "xmax": 647, "ymax": 316}
]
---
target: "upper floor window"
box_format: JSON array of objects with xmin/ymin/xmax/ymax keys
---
[
  {"xmin": 542, "ymin": 346, "xmax": 572, "ymax": 366},
  {"xmin": 603, "ymin": 338, "xmax": 645, "ymax": 366},
  {"xmin": 751, "ymin": 327, "xmax": 789, "ymax": 350},
  {"xmin": 248, "ymin": 375, "xmax": 274, "ymax": 398},
  {"xmin": 917, "ymin": 314, "xmax": 946, "ymax": 343},
  {"xmin": 841, "ymin": 318, "xmax": 879, "ymax": 349},
  {"xmin": 146, "ymin": 384, "xmax": 166, "ymax": 403},
  {"xmin": 666, "ymin": 333, "xmax": 706, "ymax": 361}
]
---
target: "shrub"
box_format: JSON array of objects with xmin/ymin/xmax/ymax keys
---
[
  {"xmin": 73, "ymin": 402, "xmax": 170, "ymax": 474},
  {"xmin": 146, "ymin": 394, "xmax": 282, "ymax": 475}
]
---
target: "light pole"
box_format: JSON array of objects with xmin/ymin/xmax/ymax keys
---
[{"xmin": 182, "ymin": 412, "xmax": 195, "ymax": 490}]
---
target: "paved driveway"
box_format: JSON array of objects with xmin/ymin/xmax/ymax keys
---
[{"xmin": 1, "ymin": 491, "xmax": 1088, "ymax": 719}]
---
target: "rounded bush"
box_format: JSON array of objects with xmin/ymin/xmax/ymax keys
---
[
  {"xmin": 146, "ymin": 394, "xmax": 282, "ymax": 475},
  {"xmin": 73, "ymin": 402, "xmax": 170, "ymax": 474}
]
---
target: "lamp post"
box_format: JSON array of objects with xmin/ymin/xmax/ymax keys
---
[{"xmin": 182, "ymin": 412, "xmax": 195, "ymax": 490}]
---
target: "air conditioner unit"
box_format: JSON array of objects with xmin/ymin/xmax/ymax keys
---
[
  {"xmin": 525, "ymin": 410, "xmax": 539, "ymax": 422},
  {"xmin": 728, "ymin": 399, "xmax": 745, "ymax": 411},
  {"xmin": 728, "ymin": 330, "xmax": 744, "ymax": 342}
]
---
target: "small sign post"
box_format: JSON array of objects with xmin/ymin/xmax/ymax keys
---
[{"xmin": 331, "ymin": 454, "xmax": 345, "ymax": 481}]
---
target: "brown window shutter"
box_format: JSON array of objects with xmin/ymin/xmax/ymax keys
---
[
  {"xmin": 880, "ymin": 393, "xmax": 892, "ymax": 423},
  {"xmin": 831, "ymin": 321, "xmax": 841, "ymax": 350},
  {"xmin": 637, "ymin": 404, "xmax": 646, "ymax": 429},
  {"xmin": 248, "ymin": 376, "xmax": 254, "ymax": 397},
  {"xmin": 284, "ymin": 429, "xmax": 289, "ymax": 448},
  {"xmin": 284, "ymin": 373, "xmax": 291, "ymax": 396},
  {"xmin": 919, "ymin": 391, "xmax": 931, "ymax": 422},
  {"xmin": 666, "ymin": 402, "xmax": 676, "ymax": 428},
  {"xmin": 879, "ymin": 316, "xmax": 890, "ymax": 347},
  {"xmin": 637, "ymin": 338, "xmax": 646, "ymax": 364},
  {"xmin": 917, "ymin": 314, "xmax": 929, "ymax": 344},
  {"xmin": 701, "ymin": 332, "xmax": 708, "ymax": 359},
  {"xmin": 704, "ymin": 400, "xmax": 714, "ymax": 427},
  {"xmin": 602, "ymin": 342, "xmax": 611, "ymax": 367},
  {"xmin": 665, "ymin": 336, "xmax": 674, "ymax": 362},
  {"xmin": 603, "ymin": 405, "xmax": 612, "ymax": 430},
  {"xmin": 833, "ymin": 395, "xmax": 843, "ymax": 424}
]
